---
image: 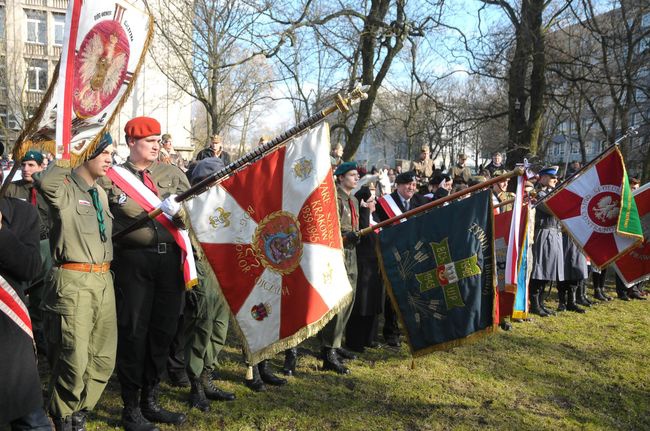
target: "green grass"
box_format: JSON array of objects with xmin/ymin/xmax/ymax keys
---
[{"xmin": 79, "ymin": 294, "xmax": 650, "ymax": 430}]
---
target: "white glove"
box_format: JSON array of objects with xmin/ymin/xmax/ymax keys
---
[{"xmin": 159, "ymin": 194, "xmax": 182, "ymax": 217}]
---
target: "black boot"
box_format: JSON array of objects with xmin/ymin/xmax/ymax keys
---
[
  {"xmin": 201, "ymin": 369, "xmax": 236, "ymax": 400},
  {"xmin": 567, "ymin": 285, "xmax": 586, "ymax": 313},
  {"xmin": 282, "ymin": 348, "xmax": 298, "ymax": 376},
  {"xmin": 244, "ymin": 365, "xmax": 266, "ymax": 392},
  {"xmin": 189, "ymin": 377, "xmax": 210, "ymax": 412},
  {"xmin": 557, "ymin": 282, "xmax": 567, "ymax": 312},
  {"xmin": 121, "ymin": 391, "xmax": 159, "ymax": 431},
  {"xmin": 71, "ymin": 411, "xmax": 87, "ymax": 431},
  {"xmin": 576, "ymin": 281, "xmax": 592, "ymax": 307},
  {"xmin": 53, "ymin": 416, "xmax": 73, "ymax": 431},
  {"xmin": 628, "ymin": 286, "xmax": 647, "ymax": 300},
  {"xmin": 593, "ymin": 284, "xmax": 608, "ymax": 301},
  {"xmin": 529, "ymin": 282, "xmax": 548, "ymax": 317},
  {"xmin": 539, "ymin": 283, "xmax": 555, "ymax": 316},
  {"xmin": 336, "ymin": 347, "xmax": 358, "ymax": 361},
  {"xmin": 259, "ymin": 360, "xmax": 287, "ymax": 386},
  {"xmin": 321, "ymin": 348, "xmax": 350, "ymax": 374},
  {"xmin": 140, "ymin": 384, "xmax": 187, "ymax": 425}
]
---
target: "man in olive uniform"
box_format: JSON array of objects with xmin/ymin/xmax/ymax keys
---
[
  {"xmin": 410, "ymin": 145, "xmax": 434, "ymax": 190},
  {"xmin": 319, "ymin": 161, "xmax": 360, "ymax": 375},
  {"xmin": 5, "ymin": 150, "xmax": 52, "ymax": 355},
  {"xmin": 529, "ymin": 166, "xmax": 563, "ymax": 317},
  {"xmin": 35, "ymin": 135, "xmax": 116, "ymax": 431},
  {"xmin": 448, "ymin": 153, "xmax": 472, "ymax": 185},
  {"xmin": 100, "ymin": 117, "xmax": 190, "ymax": 431},
  {"xmin": 491, "ymin": 169, "xmax": 515, "ymax": 213}
]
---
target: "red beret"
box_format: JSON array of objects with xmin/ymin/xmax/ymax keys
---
[{"xmin": 124, "ymin": 116, "xmax": 161, "ymax": 139}]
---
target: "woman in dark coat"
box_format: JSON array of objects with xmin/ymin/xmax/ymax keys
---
[
  {"xmin": 0, "ymin": 196, "xmax": 50, "ymax": 429},
  {"xmin": 344, "ymin": 185, "xmax": 384, "ymax": 352}
]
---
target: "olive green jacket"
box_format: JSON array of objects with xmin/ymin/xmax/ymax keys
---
[{"xmin": 5, "ymin": 179, "xmax": 50, "ymax": 238}]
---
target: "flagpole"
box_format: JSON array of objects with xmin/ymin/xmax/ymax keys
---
[
  {"xmin": 112, "ymin": 85, "xmax": 369, "ymax": 240},
  {"xmin": 357, "ymin": 168, "xmax": 525, "ymax": 237}
]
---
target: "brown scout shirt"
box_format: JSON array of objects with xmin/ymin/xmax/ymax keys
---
[
  {"xmin": 5, "ymin": 179, "xmax": 50, "ymax": 239},
  {"xmin": 35, "ymin": 166, "xmax": 113, "ymax": 265},
  {"xmin": 99, "ymin": 159, "xmax": 190, "ymax": 248}
]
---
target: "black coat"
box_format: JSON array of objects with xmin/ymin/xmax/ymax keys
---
[
  {"xmin": 0, "ymin": 198, "xmax": 43, "ymax": 424},
  {"xmin": 351, "ymin": 187, "xmax": 383, "ymax": 316},
  {"xmin": 374, "ymin": 191, "xmax": 430, "ymax": 223}
]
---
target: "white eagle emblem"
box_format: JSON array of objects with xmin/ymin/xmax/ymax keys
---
[{"xmin": 592, "ymin": 195, "xmax": 619, "ymax": 222}]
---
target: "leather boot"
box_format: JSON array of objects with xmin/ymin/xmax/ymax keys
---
[
  {"xmin": 121, "ymin": 391, "xmax": 159, "ymax": 431},
  {"xmin": 244, "ymin": 365, "xmax": 266, "ymax": 392},
  {"xmin": 557, "ymin": 282, "xmax": 567, "ymax": 312},
  {"xmin": 539, "ymin": 283, "xmax": 555, "ymax": 315},
  {"xmin": 53, "ymin": 416, "xmax": 73, "ymax": 431},
  {"xmin": 259, "ymin": 360, "xmax": 287, "ymax": 386},
  {"xmin": 628, "ymin": 286, "xmax": 647, "ymax": 300},
  {"xmin": 189, "ymin": 377, "xmax": 210, "ymax": 412},
  {"xmin": 282, "ymin": 348, "xmax": 298, "ymax": 376},
  {"xmin": 576, "ymin": 281, "xmax": 592, "ymax": 307},
  {"xmin": 321, "ymin": 347, "xmax": 350, "ymax": 375},
  {"xmin": 336, "ymin": 347, "xmax": 358, "ymax": 361},
  {"xmin": 71, "ymin": 411, "xmax": 87, "ymax": 431},
  {"xmin": 201, "ymin": 369, "xmax": 236, "ymax": 400},
  {"xmin": 529, "ymin": 283, "xmax": 548, "ymax": 317},
  {"xmin": 140, "ymin": 384, "xmax": 187, "ymax": 425},
  {"xmin": 593, "ymin": 284, "xmax": 608, "ymax": 301},
  {"xmin": 567, "ymin": 285, "xmax": 586, "ymax": 313}
]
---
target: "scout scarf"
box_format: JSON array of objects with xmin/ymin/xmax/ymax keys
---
[{"xmin": 107, "ymin": 166, "xmax": 198, "ymax": 288}]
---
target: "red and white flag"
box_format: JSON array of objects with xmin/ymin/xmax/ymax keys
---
[
  {"xmin": 543, "ymin": 147, "xmax": 643, "ymax": 269},
  {"xmin": 186, "ymin": 123, "xmax": 353, "ymax": 363},
  {"xmin": 613, "ymin": 182, "xmax": 650, "ymax": 286}
]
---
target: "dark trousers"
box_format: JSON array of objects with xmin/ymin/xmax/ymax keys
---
[
  {"xmin": 345, "ymin": 314, "xmax": 378, "ymax": 349},
  {"xmin": 9, "ymin": 407, "xmax": 51, "ymax": 431},
  {"xmin": 382, "ymin": 296, "xmax": 400, "ymax": 340},
  {"xmin": 113, "ymin": 247, "xmax": 184, "ymax": 398},
  {"xmin": 167, "ymin": 314, "xmax": 186, "ymax": 379}
]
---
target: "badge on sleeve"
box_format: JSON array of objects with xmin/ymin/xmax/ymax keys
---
[{"xmin": 118, "ymin": 193, "xmax": 128, "ymax": 206}]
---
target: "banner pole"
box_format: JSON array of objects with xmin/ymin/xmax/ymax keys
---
[
  {"xmin": 358, "ymin": 168, "xmax": 525, "ymax": 237},
  {"xmin": 112, "ymin": 85, "xmax": 369, "ymax": 240}
]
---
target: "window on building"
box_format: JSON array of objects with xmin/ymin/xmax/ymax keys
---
[
  {"xmin": 27, "ymin": 59, "xmax": 48, "ymax": 92},
  {"xmin": 631, "ymin": 112, "xmax": 642, "ymax": 126},
  {"xmin": 0, "ymin": 106, "xmax": 20, "ymax": 131},
  {"xmin": 638, "ymin": 36, "xmax": 650, "ymax": 54},
  {"xmin": 53, "ymin": 13, "xmax": 65, "ymax": 46},
  {"xmin": 25, "ymin": 9, "xmax": 47, "ymax": 44},
  {"xmin": 0, "ymin": 6, "xmax": 5, "ymax": 41}
]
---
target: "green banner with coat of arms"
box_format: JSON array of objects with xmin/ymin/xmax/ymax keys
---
[{"xmin": 377, "ymin": 191, "xmax": 496, "ymax": 357}]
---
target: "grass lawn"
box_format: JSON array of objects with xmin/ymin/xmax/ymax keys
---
[{"xmin": 74, "ymin": 293, "xmax": 649, "ymax": 430}]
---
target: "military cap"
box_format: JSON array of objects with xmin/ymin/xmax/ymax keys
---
[
  {"xmin": 468, "ymin": 175, "xmax": 487, "ymax": 186},
  {"xmin": 191, "ymin": 157, "xmax": 225, "ymax": 185},
  {"xmin": 420, "ymin": 145, "xmax": 430, "ymax": 152},
  {"xmin": 538, "ymin": 165, "xmax": 559, "ymax": 178},
  {"xmin": 492, "ymin": 169, "xmax": 507, "ymax": 177},
  {"xmin": 88, "ymin": 133, "xmax": 113, "ymax": 160},
  {"xmin": 124, "ymin": 116, "xmax": 161, "ymax": 139},
  {"xmin": 457, "ymin": 153, "xmax": 468, "ymax": 160},
  {"xmin": 334, "ymin": 161, "xmax": 358, "ymax": 176},
  {"xmin": 22, "ymin": 150, "xmax": 44, "ymax": 165},
  {"xmin": 395, "ymin": 171, "xmax": 417, "ymax": 184}
]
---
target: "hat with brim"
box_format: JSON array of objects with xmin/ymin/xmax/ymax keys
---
[
  {"xmin": 87, "ymin": 133, "xmax": 113, "ymax": 160},
  {"xmin": 334, "ymin": 161, "xmax": 358, "ymax": 176},
  {"xmin": 395, "ymin": 171, "xmax": 417, "ymax": 184},
  {"xmin": 539, "ymin": 165, "xmax": 559, "ymax": 178}
]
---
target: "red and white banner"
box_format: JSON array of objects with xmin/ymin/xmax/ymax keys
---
[
  {"xmin": 107, "ymin": 166, "xmax": 198, "ymax": 289},
  {"xmin": 17, "ymin": 0, "xmax": 152, "ymax": 165},
  {"xmin": 543, "ymin": 147, "xmax": 643, "ymax": 269},
  {"xmin": 613, "ymin": 183, "xmax": 650, "ymax": 286},
  {"xmin": 186, "ymin": 123, "xmax": 353, "ymax": 363},
  {"xmin": 0, "ymin": 276, "xmax": 33, "ymax": 339}
]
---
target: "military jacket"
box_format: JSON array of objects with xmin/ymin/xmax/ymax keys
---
[
  {"xmin": 5, "ymin": 179, "xmax": 50, "ymax": 238},
  {"xmin": 449, "ymin": 164, "xmax": 472, "ymax": 184},
  {"xmin": 535, "ymin": 187, "xmax": 562, "ymax": 231},
  {"xmin": 35, "ymin": 166, "xmax": 113, "ymax": 265},
  {"xmin": 411, "ymin": 158, "xmax": 434, "ymax": 184},
  {"xmin": 336, "ymin": 184, "xmax": 359, "ymax": 248},
  {"xmin": 99, "ymin": 159, "xmax": 190, "ymax": 248}
]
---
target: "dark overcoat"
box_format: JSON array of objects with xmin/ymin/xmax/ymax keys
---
[{"xmin": 530, "ymin": 188, "xmax": 565, "ymax": 282}]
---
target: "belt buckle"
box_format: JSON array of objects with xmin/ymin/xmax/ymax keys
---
[{"xmin": 157, "ymin": 243, "xmax": 167, "ymax": 254}]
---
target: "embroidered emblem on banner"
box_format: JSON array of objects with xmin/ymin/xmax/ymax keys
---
[
  {"xmin": 292, "ymin": 157, "xmax": 313, "ymax": 181},
  {"xmin": 209, "ymin": 207, "xmax": 231, "ymax": 229},
  {"xmin": 251, "ymin": 302, "xmax": 271, "ymax": 321},
  {"xmin": 253, "ymin": 211, "xmax": 302, "ymax": 275}
]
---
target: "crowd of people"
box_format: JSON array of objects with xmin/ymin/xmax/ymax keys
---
[{"xmin": 0, "ymin": 125, "xmax": 646, "ymax": 431}]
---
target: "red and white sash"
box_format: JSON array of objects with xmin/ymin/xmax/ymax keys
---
[
  {"xmin": 377, "ymin": 194, "xmax": 407, "ymax": 224},
  {"xmin": 107, "ymin": 166, "xmax": 198, "ymax": 288},
  {"xmin": 0, "ymin": 276, "xmax": 33, "ymax": 339}
]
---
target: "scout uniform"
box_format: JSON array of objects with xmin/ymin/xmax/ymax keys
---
[
  {"xmin": 410, "ymin": 145, "xmax": 434, "ymax": 188},
  {"xmin": 100, "ymin": 116, "xmax": 189, "ymax": 429},
  {"xmin": 5, "ymin": 151, "xmax": 52, "ymax": 355},
  {"xmin": 319, "ymin": 161, "xmax": 359, "ymax": 374},
  {"xmin": 449, "ymin": 153, "xmax": 472, "ymax": 185},
  {"xmin": 35, "ymin": 137, "xmax": 116, "ymax": 430}
]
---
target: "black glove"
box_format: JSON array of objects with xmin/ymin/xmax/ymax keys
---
[
  {"xmin": 185, "ymin": 289, "xmax": 199, "ymax": 310},
  {"xmin": 343, "ymin": 231, "xmax": 360, "ymax": 246}
]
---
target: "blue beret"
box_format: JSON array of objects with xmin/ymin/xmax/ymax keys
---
[
  {"xmin": 88, "ymin": 133, "xmax": 113, "ymax": 160},
  {"xmin": 22, "ymin": 150, "xmax": 44, "ymax": 165},
  {"xmin": 334, "ymin": 161, "xmax": 358, "ymax": 176},
  {"xmin": 539, "ymin": 165, "xmax": 559, "ymax": 177}
]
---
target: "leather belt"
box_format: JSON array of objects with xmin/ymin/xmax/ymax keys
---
[{"xmin": 60, "ymin": 262, "xmax": 111, "ymax": 273}]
